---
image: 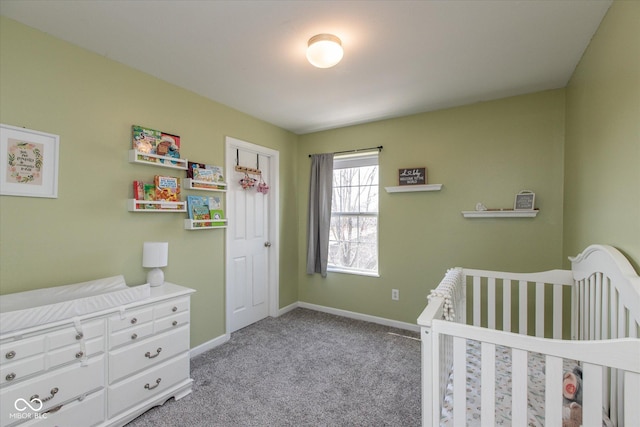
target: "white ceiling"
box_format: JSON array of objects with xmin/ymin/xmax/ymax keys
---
[{"xmin": 0, "ymin": 0, "xmax": 612, "ymax": 134}]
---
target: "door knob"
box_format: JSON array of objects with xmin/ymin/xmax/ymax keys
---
[{"xmin": 264, "ymin": 242, "xmax": 272, "ymax": 247}]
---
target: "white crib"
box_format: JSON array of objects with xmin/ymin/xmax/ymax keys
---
[{"xmin": 417, "ymin": 244, "xmax": 640, "ymax": 426}]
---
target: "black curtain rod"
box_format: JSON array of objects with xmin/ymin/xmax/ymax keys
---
[{"xmin": 308, "ymin": 145, "xmax": 383, "ymax": 158}]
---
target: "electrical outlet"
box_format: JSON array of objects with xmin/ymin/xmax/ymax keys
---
[{"xmin": 392, "ymin": 289, "xmax": 399, "ymax": 300}]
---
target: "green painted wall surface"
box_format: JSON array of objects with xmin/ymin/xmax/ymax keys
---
[
  {"xmin": 298, "ymin": 90, "xmax": 566, "ymax": 324},
  {"xmin": 0, "ymin": 17, "xmax": 299, "ymax": 347},
  {"xmin": 564, "ymin": 1, "xmax": 640, "ymax": 270}
]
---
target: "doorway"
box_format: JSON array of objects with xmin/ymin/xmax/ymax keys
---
[{"xmin": 225, "ymin": 136, "xmax": 279, "ymax": 333}]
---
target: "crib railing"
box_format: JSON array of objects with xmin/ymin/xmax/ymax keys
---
[{"xmin": 463, "ymin": 268, "xmax": 574, "ymax": 339}]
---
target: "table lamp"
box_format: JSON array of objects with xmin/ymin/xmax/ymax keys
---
[{"xmin": 143, "ymin": 242, "xmax": 168, "ymax": 286}]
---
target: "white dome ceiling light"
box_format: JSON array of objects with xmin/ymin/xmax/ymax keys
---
[{"xmin": 306, "ymin": 34, "xmax": 344, "ymax": 68}]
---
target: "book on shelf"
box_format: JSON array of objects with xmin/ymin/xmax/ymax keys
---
[
  {"xmin": 206, "ymin": 165, "xmax": 225, "ymax": 183},
  {"xmin": 187, "ymin": 161, "xmax": 206, "ymax": 179},
  {"xmin": 144, "ymin": 184, "xmax": 155, "ymax": 209},
  {"xmin": 132, "ymin": 125, "xmax": 181, "ymax": 164},
  {"xmin": 208, "ymin": 196, "xmax": 225, "ymax": 226},
  {"xmin": 133, "ymin": 181, "xmax": 145, "ymax": 200},
  {"xmin": 187, "ymin": 195, "xmax": 211, "ymax": 226},
  {"xmin": 154, "ymin": 175, "xmax": 181, "ymax": 209}
]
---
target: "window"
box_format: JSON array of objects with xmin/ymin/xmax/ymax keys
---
[{"xmin": 328, "ymin": 153, "xmax": 379, "ymax": 275}]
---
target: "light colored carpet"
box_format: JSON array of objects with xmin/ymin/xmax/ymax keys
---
[{"xmin": 126, "ymin": 308, "xmax": 422, "ymax": 426}]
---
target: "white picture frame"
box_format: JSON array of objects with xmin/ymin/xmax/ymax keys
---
[
  {"xmin": 0, "ymin": 124, "xmax": 59, "ymax": 198},
  {"xmin": 514, "ymin": 190, "xmax": 535, "ymax": 210}
]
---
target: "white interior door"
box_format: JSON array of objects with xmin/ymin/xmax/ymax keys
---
[{"xmin": 226, "ymin": 137, "xmax": 278, "ymax": 333}]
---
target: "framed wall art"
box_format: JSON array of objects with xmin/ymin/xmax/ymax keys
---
[{"xmin": 1, "ymin": 124, "xmax": 59, "ymax": 198}]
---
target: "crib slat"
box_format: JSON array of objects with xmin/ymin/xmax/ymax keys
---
[
  {"xmin": 590, "ymin": 275, "xmax": 596, "ymax": 339},
  {"xmin": 453, "ymin": 337, "xmax": 466, "ymax": 427},
  {"xmin": 553, "ymin": 284, "xmax": 563, "ymax": 339},
  {"xmin": 545, "ymin": 355, "xmax": 563, "ymax": 427},
  {"xmin": 512, "ymin": 348, "xmax": 528, "ymax": 427},
  {"xmin": 503, "ymin": 280, "xmax": 512, "ymax": 332},
  {"xmin": 611, "ymin": 286, "xmax": 618, "ymax": 339},
  {"xmin": 481, "ymin": 342, "xmax": 495, "ymax": 426},
  {"xmin": 602, "ymin": 276, "xmax": 609, "ymax": 339},
  {"xmin": 488, "ymin": 277, "xmax": 496, "ymax": 330},
  {"xmin": 624, "ymin": 372, "xmax": 640, "ymax": 427},
  {"xmin": 595, "ymin": 273, "xmax": 602, "ymax": 340},
  {"xmin": 519, "ymin": 280, "xmax": 527, "ymax": 335},
  {"xmin": 583, "ymin": 363, "xmax": 603, "ymax": 427},
  {"xmin": 535, "ymin": 282, "xmax": 544, "ymax": 337},
  {"xmin": 473, "ymin": 276, "xmax": 481, "ymax": 327}
]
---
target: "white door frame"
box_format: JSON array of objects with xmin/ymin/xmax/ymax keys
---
[{"xmin": 225, "ymin": 136, "xmax": 279, "ymax": 336}]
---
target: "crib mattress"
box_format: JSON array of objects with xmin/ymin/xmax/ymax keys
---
[
  {"xmin": 440, "ymin": 340, "xmax": 612, "ymax": 426},
  {"xmin": 0, "ymin": 275, "xmax": 150, "ymax": 335}
]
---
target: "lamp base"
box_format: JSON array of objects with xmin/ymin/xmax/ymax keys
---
[{"xmin": 147, "ymin": 268, "xmax": 164, "ymax": 287}]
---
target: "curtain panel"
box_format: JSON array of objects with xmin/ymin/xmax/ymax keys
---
[{"xmin": 306, "ymin": 153, "xmax": 334, "ymax": 277}]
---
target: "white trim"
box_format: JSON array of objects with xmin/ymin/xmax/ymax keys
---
[
  {"xmin": 189, "ymin": 333, "xmax": 230, "ymax": 358},
  {"xmin": 225, "ymin": 136, "xmax": 280, "ymax": 335},
  {"xmin": 298, "ymin": 302, "xmax": 420, "ymax": 332},
  {"xmin": 278, "ymin": 301, "xmax": 300, "ymax": 316}
]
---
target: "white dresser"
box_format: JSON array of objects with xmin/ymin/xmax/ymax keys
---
[{"xmin": 0, "ymin": 283, "xmax": 194, "ymax": 427}]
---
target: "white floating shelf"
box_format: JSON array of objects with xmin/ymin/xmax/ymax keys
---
[
  {"xmin": 461, "ymin": 210, "xmax": 539, "ymax": 218},
  {"xmin": 128, "ymin": 149, "xmax": 188, "ymax": 170},
  {"xmin": 384, "ymin": 184, "xmax": 443, "ymax": 193},
  {"xmin": 184, "ymin": 219, "xmax": 228, "ymax": 230},
  {"xmin": 128, "ymin": 199, "xmax": 187, "ymax": 212},
  {"xmin": 184, "ymin": 178, "xmax": 227, "ymax": 192}
]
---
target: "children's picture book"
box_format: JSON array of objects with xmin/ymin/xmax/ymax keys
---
[
  {"xmin": 187, "ymin": 161, "xmax": 206, "ymax": 179},
  {"xmin": 144, "ymin": 183, "xmax": 155, "ymax": 209},
  {"xmin": 133, "ymin": 181, "xmax": 144, "ymax": 200},
  {"xmin": 154, "ymin": 175, "xmax": 181, "ymax": 204},
  {"xmin": 157, "ymin": 132, "xmax": 181, "ymax": 165},
  {"xmin": 206, "ymin": 165, "xmax": 225, "ymax": 183},
  {"xmin": 187, "ymin": 195, "xmax": 212, "ymax": 226},
  {"xmin": 194, "ymin": 168, "xmax": 214, "ymax": 182},
  {"xmin": 208, "ymin": 196, "xmax": 225, "ymax": 226}
]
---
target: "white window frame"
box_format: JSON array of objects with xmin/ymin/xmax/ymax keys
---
[{"xmin": 328, "ymin": 152, "xmax": 379, "ymax": 277}]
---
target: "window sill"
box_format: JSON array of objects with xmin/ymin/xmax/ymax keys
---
[{"xmin": 327, "ymin": 267, "xmax": 380, "ymax": 278}]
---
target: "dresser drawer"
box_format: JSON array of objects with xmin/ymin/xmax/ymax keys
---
[
  {"xmin": 110, "ymin": 322, "xmax": 154, "ymax": 350},
  {"xmin": 48, "ymin": 337, "xmax": 104, "ymax": 369},
  {"xmin": 153, "ymin": 297, "xmax": 189, "ymax": 319},
  {"xmin": 108, "ymin": 307, "xmax": 153, "ymax": 333},
  {"xmin": 154, "ymin": 311, "xmax": 189, "ymax": 335},
  {"xmin": 0, "ymin": 354, "xmax": 45, "ymax": 386},
  {"xmin": 0, "ymin": 355, "xmax": 104, "ymax": 427},
  {"xmin": 46, "ymin": 319, "xmax": 104, "ymax": 351},
  {"xmin": 108, "ymin": 326, "xmax": 189, "ymax": 384},
  {"xmin": 22, "ymin": 389, "xmax": 105, "ymax": 427},
  {"xmin": 107, "ymin": 353, "xmax": 189, "ymax": 419},
  {"xmin": 0, "ymin": 336, "xmax": 45, "ymax": 366}
]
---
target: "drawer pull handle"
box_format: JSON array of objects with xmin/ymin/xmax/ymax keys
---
[
  {"xmin": 6, "ymin": 351, "xmax": 16, "ymax": 360},
  {"xmin": 145, "ymin": 347, "xmax": 162, "ymax": 359},
  {"xmin": 75, "ymin": 351, "xmax": 84, "ymax": 359},
  {"xmin": 6, "ymin": 372, "xmax": 16, "ymax": 381},
  {"xmin": 172, "ymin": 320, "xmax": 178, "ymax": 326},
  {"xmin": 131, "ymin": 333, "xmax": 138, "ymax": 340},
  {"xmin": 31, "ymin": 387, "xmax": 59, "ymax": 403},
  {"xmin": 144, "ymin": 378, "xmax": 161, "ymax": 390},
  {"xmin": 75, "ymin": 332, "xmax": 83, "ymax": 340},
  {"xmin": 172, "ymin": 306, "xmax": 178, "ymax": 312},
  {"xmin": 45, "ymin": 404, "xmax": 64, "ymax": 414},
  {"xmin": 130, "ymin": 317, "xmax": 138, "ymax": 324}
]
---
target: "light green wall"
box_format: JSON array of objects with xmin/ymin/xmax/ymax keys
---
[
  {"xmin": 298, "ymin": 90, "xmax": 566, "ymax": 324},
  {"xmin": 0, "ymin": 17, "xmax": 299, "ymax": 347},
  {"xmin": 564, "ymin": 0, "xmax": 640, "ymax": 269}
]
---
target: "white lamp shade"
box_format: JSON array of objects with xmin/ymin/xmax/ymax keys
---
[
  {"xmin": 306, "ymin": 34, "xmax": 343, "ymax": 68},
  {"xmin": 143, "ymin": 242, "xmax": 168, "ymax": 268}
]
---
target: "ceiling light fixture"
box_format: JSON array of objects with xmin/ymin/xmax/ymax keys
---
[{"xmin": 306, "ymin": 34, "xmax": 343, "ymax": 68}]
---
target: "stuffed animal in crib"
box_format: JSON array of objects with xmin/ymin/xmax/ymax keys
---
[{"xmin": 562, "ymin": 366, "xmax": 583, "ymax": 427}]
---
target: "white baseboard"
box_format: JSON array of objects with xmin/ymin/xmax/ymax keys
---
[
  {"xmin": 278, "ymin": 301, "xmax": 300, "ymax": 316},
  {"xmin": 297, "ymin": 302, "xmax": 420, "ymax": 333},
  {"xmin": 189, "ymin": 332, "xmax": 229, "ymax": 358},
  {"xmin": 191, "ymin": 302, "xmax": 419, "ymax": 355}
]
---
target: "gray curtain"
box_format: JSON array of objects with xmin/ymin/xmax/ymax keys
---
[{"xmin": 306, "ymin": 153, "xmax": 334, "ymax": 277}]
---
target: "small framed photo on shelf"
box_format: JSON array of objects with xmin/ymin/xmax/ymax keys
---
[
  {"xmin": 398, "ymin": 167, "xmax": 426, "ymax": 186},
  {"xmin": 1, "ymin": 124, "xmax": 60, "ymax": 198},
  {"xmin": 514, "ymin": 190, "xmax": 535, "ymax": 210}
]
